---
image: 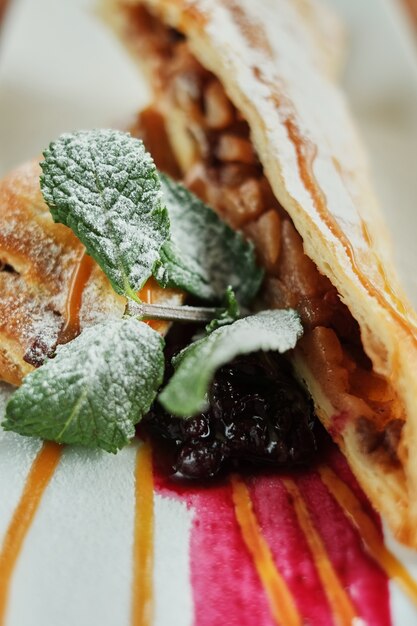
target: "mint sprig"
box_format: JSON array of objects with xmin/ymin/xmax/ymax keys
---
[
  {"xmin": 154, "ymin": 174, "xmax": 263, "ymax": 304},
  {"xmin": 159, "ymin": 309, "xmax": 303, "ymax": 417},
  {"xmin": 2, "ymin": 129, "xmax": 300, "ymax": 455},
  {"xmin": 40, "ymin": 130, "xmax": 170, "ymax": 300},
  {"xmin": 205, "ymin": 286, "xmax": 239, "ymax": 333},
  {"xmin": 3, "ymin": 319, "xmax": 165, "ymax": 452}
]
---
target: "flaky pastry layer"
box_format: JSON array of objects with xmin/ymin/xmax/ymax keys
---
[{"xmin": 102, "ymin": 0, "xmax": 417, "ymax": 545}]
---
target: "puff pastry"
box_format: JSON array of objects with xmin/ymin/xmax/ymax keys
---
[{"xmin": 99, "ymin": 0, "xmax": 417, "ymax": 545}]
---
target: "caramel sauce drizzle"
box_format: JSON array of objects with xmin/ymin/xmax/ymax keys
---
[
  {"xmin": 0, "ymin": 442, "xmax": 62, "ymax": 626},
  {"xmin": 283, "ymin": 478, "xmax": 359, "ymax": 626},
  {"xmin": 132, "ymin": 442, "xmax": 155, "ymax": 626},
  {"xmin": 60, "ymin": 251, "xmax": 94, "ymax": 343},
  {"xmin": 231, "ymin": 475, "xmax": 303, "ymax": 626},
  {"xmin": 319, "ymin": 465, "xmax": 417, "ymax": 605}
]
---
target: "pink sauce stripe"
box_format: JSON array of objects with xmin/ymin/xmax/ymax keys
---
[
  {"xmin": 187, "ymin": 480, "xmax": 274, "ymax": 626},
  {"xmin": 248, "ymin": 474, "xmax": 335, "ymax": 626},
  {"xmin": 153, "ymin": 472, "xmax": 275, "ymax": 626},
  {"xmin": 231, "ymin": 474, "xmax": 303, "ymax": 626},
  {"xmin": 153, "ymin": 446, "xmax": 392, "ymax": 626},
  {"xmin": 282, "ymin": 477, "xmax": 359, "ymax": 626},
  {"xmin": 248, "ymin": 462, "xmax": 392, "ymax": 626},
  {"xmin": 297, "ymin": 471, "xmax": 391, "ymax": 626}
]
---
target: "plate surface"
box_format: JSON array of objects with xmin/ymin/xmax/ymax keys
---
[{"xmin": 1, "ymin": 1, "xmax": 417, "ymax": 625}]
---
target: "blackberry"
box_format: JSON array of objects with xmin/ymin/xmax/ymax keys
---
[{"xmin": 142, "ymin": 341, "xmax": 318, "ymax": 479}]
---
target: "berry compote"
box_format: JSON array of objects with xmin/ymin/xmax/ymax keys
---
[{"xmin": 141, "ymin": 325, "xmax": 318, "ymax": 479}]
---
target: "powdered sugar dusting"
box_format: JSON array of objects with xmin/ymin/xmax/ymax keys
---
[
  {"xmin": 79, "ymin": 266, "xmax": 126, "ymax": 329},
  {"xmin": 40, "ymin": 130, "xmax": 170, "ymax": 295},
  {"xmin": 0, "ymin": 272, "xmax": 63, "ymax": 358},
  {"xmin": 171, "ymin": 0, "xmax": 403, "ymax": 301},
  {"xmin": 0, "ymin": 160, "xmax": 84, "ymax": 314},
  {"xmin": 4, "ymin": 318, "xmax": 165, "ymax": 452}
]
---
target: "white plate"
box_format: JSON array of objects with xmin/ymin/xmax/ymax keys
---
[{"xmin": 1, "ymin": 1, "xmax": 417, "ymax": 625}]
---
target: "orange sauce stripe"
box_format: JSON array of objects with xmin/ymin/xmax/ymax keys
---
[
  {"xmin": 319, "ymin": 465, "xmax": 417, "ymax": 605},
  {"xmin": 132, "ymin": 442, "xmax": 155, "ymax": 626},
  {"xmin": 61, "ymin": 251, "xmax": 94, "ymax": 342},
  {"xmin": 282, "ymin": 478, "xmax": 358, "ymax": 626},
  {"xmin": 0, "ymin": 442, "xmax": 62, "ymax": 626},
  {"xmin": 230, "ymin": 475, "xmax": 303, "ymax": 626}
]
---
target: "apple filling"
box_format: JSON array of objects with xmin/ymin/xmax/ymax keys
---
[{"xmin": 127, "ymin": 5, "xmax": 405, "ymax": 466}]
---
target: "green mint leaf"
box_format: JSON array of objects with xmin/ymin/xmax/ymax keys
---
[
  {"xmin": 40, "ymin": 130, "xmax": 170, "ymax": 299},
  {"xmin": 159, "ymin": 309, "xmax": 302, "ymax": 417},
  {"xmin": 3, "ymin": 319, "xmax": 165, "ymax": 452},
  {"xmin": 154, "ymin": 174, "xmax": 263, "ymax": 305},
  {"xmin": 205, "ymin": 286, "xmax": 240, "ymax": 333}
]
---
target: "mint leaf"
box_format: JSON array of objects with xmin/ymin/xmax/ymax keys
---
[
  {"xmin": 159, "ymin": 309, "xmax": 303, "ymax": 417},
  {"xmin": 3, "ymin": 319, "xmax": 164, "ymax": 452},
  {"xmin": 205, "ymin": 286, "xmax": 240, "ymax": 333},
  {"xmin": 154, "ymin": 174, "xmax": 263, "ymax": 304},
  {"xmin": 40, "ymin": 130, "xmax": 169, "ymax": 299}
]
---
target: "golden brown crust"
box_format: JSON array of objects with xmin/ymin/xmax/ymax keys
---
[
  {"xmin": 0, "ymin": 161, "xmax": 80, "ymax": 383},
  {"xmin": 0, "ymin": 160, "xmax": 182, "ymax": 384},
  {"xmin": 100, "ymin": 0, "xmax": 346, "ymax": 80},
  {"xmin": 0, "ymin": 161, "xmax": 124, "ymax": 384},
  {"xmin": 0, "ymin": 161, "xmax": 84, "ymax": 306},
  {"xmin": 103, "ymin": 0, "xmax": 417, "ymax": 544}
]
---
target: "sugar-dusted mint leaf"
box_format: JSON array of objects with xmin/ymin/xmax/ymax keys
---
[
  {"xmin": 40, "ymin": 130, "xmax": 170, "ymax": 300},
  {"xmin": 153, "ymin": 174, "xmax": 263, "ymax": 305},
  {"xmin": 159, "ymin": 309, "xmax": 303, "ymax": 417},
  {"xmin": 3, "ymin": 319, "xmax": 165, "ymax": 453},
  {"xmin": 205, "ymin": 286, "xmax": 240, "ymax": 333}
]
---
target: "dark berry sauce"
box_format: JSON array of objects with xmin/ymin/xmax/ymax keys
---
[{"xmin": 141, "ymin": 325, "xmax": 318, "ymax": 479}]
